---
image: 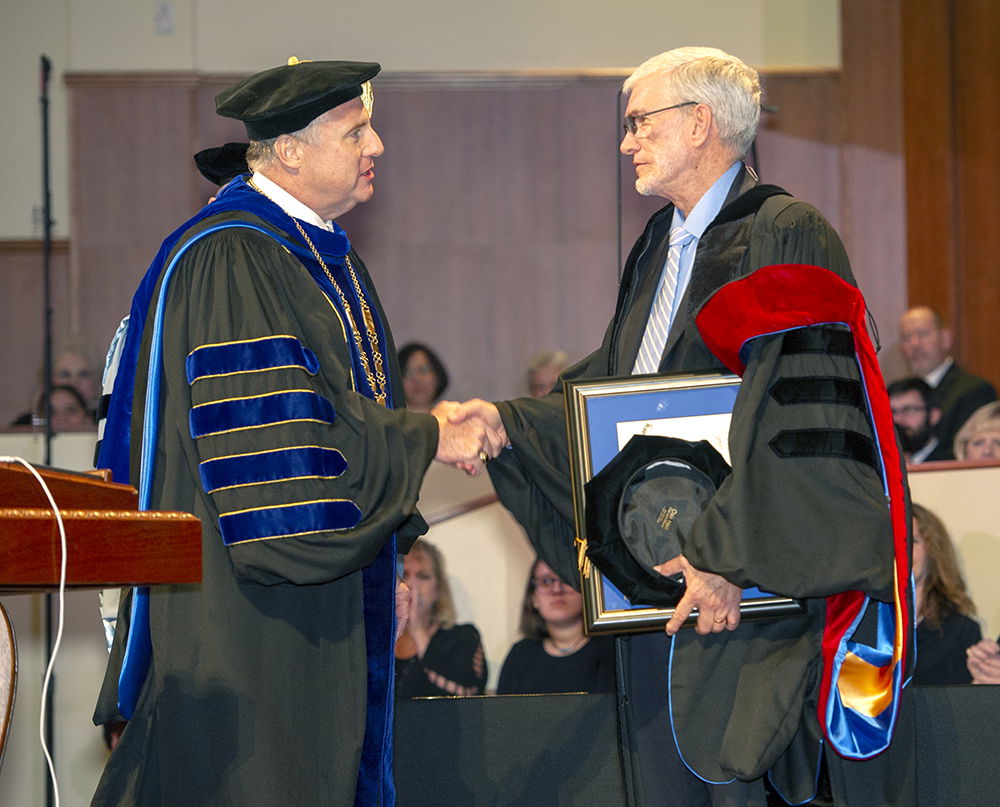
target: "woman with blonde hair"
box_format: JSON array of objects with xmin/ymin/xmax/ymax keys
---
[
  {"xmin": 394, "ymin": 540, "xmax": 486, "ymax": 698},
  {"xmin": 911, "ymin": 503, "xmax": 981, "ymax": 684},
  {"xmin": 953, "ymin": 400, "xmax": 1000, "ymax": 461}
]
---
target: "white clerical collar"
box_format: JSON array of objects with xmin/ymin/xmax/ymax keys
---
[
  {"xmin": 251, "ymin": 171, "xmax": 332, "ymax": 231},
  {"xmin": 924, "ymin": 356, "xmax": 954, "ymax": 388}
]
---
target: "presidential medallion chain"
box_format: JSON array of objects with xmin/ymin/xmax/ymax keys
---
[{"xmin": 247, "ymin": 178, "xmax": 387, "ymax": 406}]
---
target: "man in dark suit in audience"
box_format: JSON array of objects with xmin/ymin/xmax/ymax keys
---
[{"xmin": 899, "ymin": 305, "xmax": 996, "ymax": 453}]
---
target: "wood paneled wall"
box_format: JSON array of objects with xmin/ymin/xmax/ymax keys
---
[
  {"xmin": 68, "ymin": 74, "xmax": 205, "ymax": 359},
  {"xmin": 1, "ymin": 66, "xmax": 902, "ymax": 424},
  {"xmin": 901, "ymin": 0, "xmax": 1000, "ymax": 385},
  {"xmin": 840, "ymin": 0, "xmax": 907, "ymax": 376}
]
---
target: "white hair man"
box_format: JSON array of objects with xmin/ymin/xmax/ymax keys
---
[{"xmin": 451, "ymin": 47, "xmax": 910, "ymax": 806}]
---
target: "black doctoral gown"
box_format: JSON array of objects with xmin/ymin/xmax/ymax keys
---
[
  {"xmin": 92, "ymin": 180, "xmax": 437, "ymax": 807},
  {"xmin": 485, "ymin": 167, "xmax": 907, "ymax": 802}
]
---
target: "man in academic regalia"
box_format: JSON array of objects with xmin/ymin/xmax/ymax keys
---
[
  {"xmin": 92, "ymin": 59, "xmax": 499, "ymax": 807},
  {"xmin": 451, "ymin": 47, "xmax": 911, "ymax": 806}
]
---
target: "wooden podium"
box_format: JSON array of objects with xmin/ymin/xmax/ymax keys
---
[{"xmin": 0, "ymin": 460, "xmax": 202, "ymax": 765}]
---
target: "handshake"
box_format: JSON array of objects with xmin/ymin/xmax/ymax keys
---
[{"xmin": 431, "ymin": 399, "xmax": 508, "ymax": 476}]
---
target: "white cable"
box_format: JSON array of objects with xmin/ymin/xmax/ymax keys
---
[{"xmin": 1, "ymin": 456, "xmax": 64, "ymax": 807}]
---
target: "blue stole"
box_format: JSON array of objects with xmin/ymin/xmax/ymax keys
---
[{"xmin": 98, "ymin": 176, "xmax": 399, "ymax": 804}]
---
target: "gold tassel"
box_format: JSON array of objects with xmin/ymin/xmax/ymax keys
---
[{"xmin": 576, "ymin": 536, "xmax": 591, "ymax": 579}]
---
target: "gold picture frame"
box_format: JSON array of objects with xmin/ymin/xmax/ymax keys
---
[{"xmin": 564, "ymin": 371, "xmax": 804, "ymax": 634}]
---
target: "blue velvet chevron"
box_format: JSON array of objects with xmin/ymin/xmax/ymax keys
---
[
  {"xmin": 199, "ymin": 445, "xmax": 348, "ymax": 493},
  {"xmin": 189, "ymin": 390, "xmax": 335, "ymax": 438},
  {"xmin": 186, "ymin": 335, "xmax": 320, "ymax": 383},
  {"xmin": 219, "ymin": 499, "xmax": 363, "ymax": 545}
]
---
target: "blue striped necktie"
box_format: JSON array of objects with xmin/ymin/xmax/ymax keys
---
[{"xmin": 633, "ymin": 225, "xmax": 694, "ymax": 375}]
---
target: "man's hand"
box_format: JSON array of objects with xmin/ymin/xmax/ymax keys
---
[
  {"xmin": 395, "ymin": 579, "xmax": 410, "ymax": 642},
  {"xmin": 654, "ymin": 554, "xmax": 742, "ymax": 636},
  {"xmin": 431, "ymin": 401, "xmax": 505, "ymax": 476},
  {"xmin": 447, "ymin": 399, "xmax": 509, "ymax": 447}
]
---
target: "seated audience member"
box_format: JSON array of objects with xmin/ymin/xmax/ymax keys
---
[
  {"xmin": 888, "ymin": 377, "xmax": 951, "ymax": 462},
  {"xmin": 526, "ymin": 350, "xmax": 568, "ymax": 397},
  {"xmin": 899, "ymin": 305, "xmax": 996, "ymax": 451},
  {"xmin": 911, "ymin": 503, "xmax": 981, "ymax": 685},
  {"xmin": 52, "ymin": 339, "xmax": 102, "ymax": 415},
  {"xmin": 10, "ymin": 384, "xmax": 96, "ymax": 432},
  {"xmin": 496, "ymin": 559, "xmax": 614, "ymax": 695},
  {"xmin": 953, "ymin": 401, "xmax": 1000, "ymax": 461},
  {"xmin": 12, "ymin": 336, "xmax": 103, "ymax": 425},
  {"xmin": 395, "ymin": 539, "xmax": 487, "ymax": 698},
  {"xmin": 967, "ymin": 637, "xmax": 1000, "ymax": 684},
  {"xmin": 46, "ymin": 385, "xmax": 96, "ymax": 432},
  {"xmin": 398, "ymin": 342, "xmax": 449, "ymax": 413}
]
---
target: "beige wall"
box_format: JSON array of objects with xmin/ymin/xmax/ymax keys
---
[
  {"xmin": 1, "ymin": 0, "xmax": 839, "ymax": 239},
  {"xmin": 67, "ymin": 0, "xmax": 839, "ymax": 73},
  {"xmin": 3, "ymin": 0, "xmax": 71, "ymax": 239}
]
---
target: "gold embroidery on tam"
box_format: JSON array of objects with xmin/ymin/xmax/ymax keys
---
[{"xmin": 656, "ymin": 506, "xmax": 679, "ymax": 531}]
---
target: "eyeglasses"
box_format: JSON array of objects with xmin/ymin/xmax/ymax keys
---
[
  {"xmin": 532, "ymin": 575, "xmax": 564, "ymax": 590},
  {"xmin": 891, "ymin": 405, "xmax": 928, "ymax": 417},
  {"xmin": 403, "ymin": 365, "xmax": 434, "ymax": 379},
  {"xmin": 623, "ymin": 101, "xmax": 697, "ymax": 135}
]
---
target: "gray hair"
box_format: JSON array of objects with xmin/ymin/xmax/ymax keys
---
[
  {"xmin": 527, "ymin": 349, "xmax": 568, "ymax": 373},
  {"xmin": 623, "ymin": 47, "xmax": 761, "ymax": 159},
  {"xmin": 245, "ymin": 112, "xmax": 328, "ymax": 171}
]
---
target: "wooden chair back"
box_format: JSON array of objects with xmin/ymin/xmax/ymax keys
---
[{"xmin": 0, "ymin": 602, "xmax": 16, "ymax": 772}]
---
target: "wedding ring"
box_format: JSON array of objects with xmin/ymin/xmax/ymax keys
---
[
  {"xmin": 713, "ymin": 617, "xmax": 726, "ymax": 623},
  {"xmin": 478, "ymin": 449, "xmax": 489, "ymax": 464}
]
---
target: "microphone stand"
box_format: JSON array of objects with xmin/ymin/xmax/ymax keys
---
[
  {"xmin": 41, "ymin": 55, "xmax": 54, "ymax": 466},
  {"xmin": 40, "ymin": 52, "xmax": 57, "ymax": 807}
]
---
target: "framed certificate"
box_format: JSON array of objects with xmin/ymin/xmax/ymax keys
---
[{"xmin": 564, "ymin": 371, "xmax": 804, "ymax": 634}]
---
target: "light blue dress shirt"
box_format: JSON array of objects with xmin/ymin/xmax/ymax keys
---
[{"xmin": 664, "ymin": 161, "xmax": 742, "ymax": 334}]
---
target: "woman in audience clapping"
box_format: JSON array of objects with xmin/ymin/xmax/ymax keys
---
[
  {"xmin": 967, "ymin": 637, "xmax": 1000, "ymax": 684},
  {"xmin": 395, "ymin": 540, "xmax": 487, "ymax": 698}
]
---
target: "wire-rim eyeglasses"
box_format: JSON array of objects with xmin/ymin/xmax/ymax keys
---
[{"xmin": 623, "ymin": 100, "xmax": 697, "ymax": 135}]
